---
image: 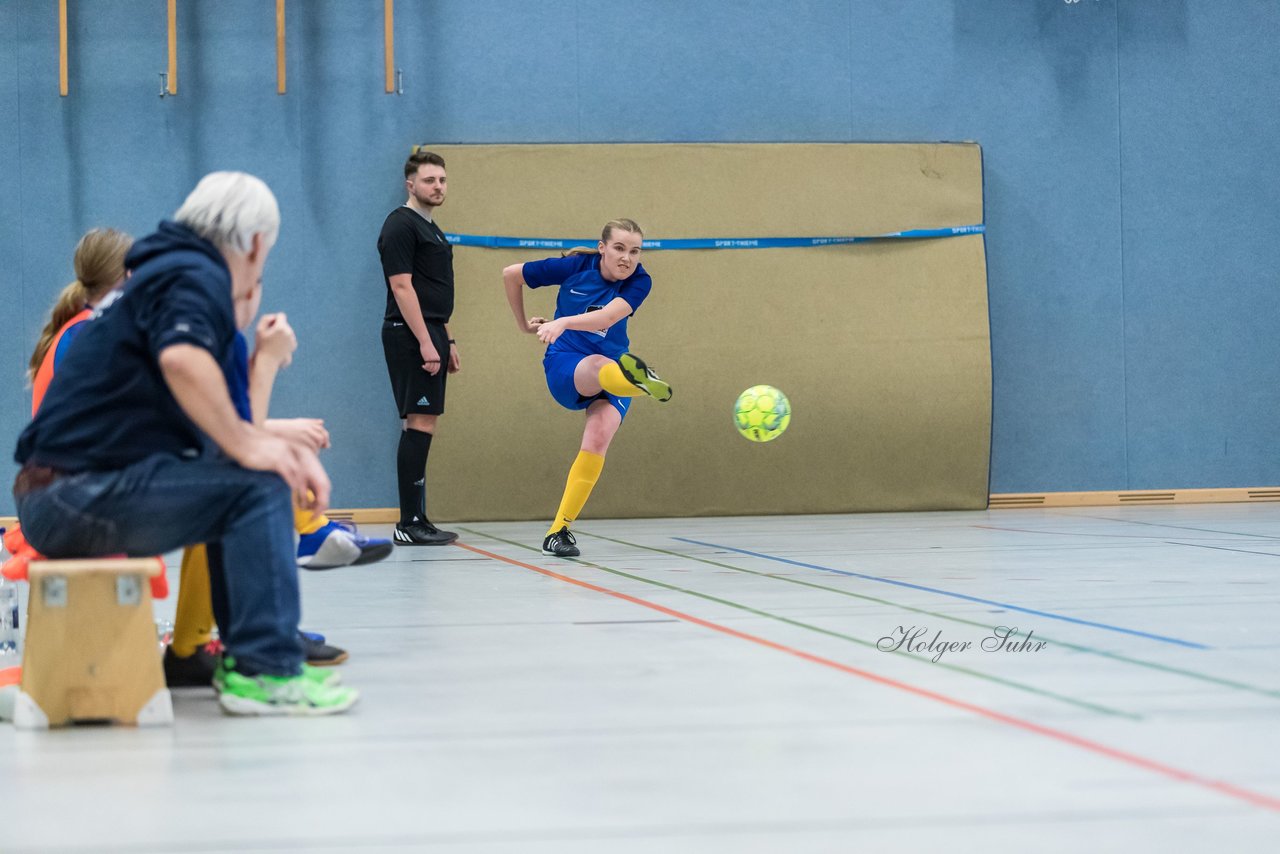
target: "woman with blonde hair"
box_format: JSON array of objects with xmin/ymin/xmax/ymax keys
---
[
  {"xmin": 28, "ymin": 228, "xmax": 132, "ymax": 414},
  {"xmin": 502, "ymin": 218, "xmax": 673, "ymax": 557}
]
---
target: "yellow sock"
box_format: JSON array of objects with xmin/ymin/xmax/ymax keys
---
[
  {"xmin": 295, "ymin": 502, "xmax": 328, "ymax": 535},
  {"xmin": 547, "ymin": 450, "xmax": 605, "ymax": 535},
  {"xmin": 598, "ymin": 361, "xmax": 643, "ymax": 397},
  {"xmin": 171, "ymin": 544, "xmax": 216, "ymax": 657}
]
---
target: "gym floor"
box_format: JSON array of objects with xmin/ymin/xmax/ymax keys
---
[{"xmin": 4, "ymin": 504, "xmax": 1278, "ymax": 852}]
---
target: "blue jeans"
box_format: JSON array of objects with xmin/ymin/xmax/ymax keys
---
[{"xmin": 14, "ymin": 453, "xmax": 303, "ymax": 677}]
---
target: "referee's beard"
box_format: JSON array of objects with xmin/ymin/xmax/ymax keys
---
[{"xmin": 413, "ymin": 190, "xmax": 445, "ymax": 210}]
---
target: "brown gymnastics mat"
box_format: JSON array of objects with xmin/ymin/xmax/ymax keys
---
[{"xmin": 423, "ymin": 143, "xmax": 990, "ymax": 520}]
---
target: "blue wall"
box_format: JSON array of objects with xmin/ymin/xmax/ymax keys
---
[{"xmin": 3, "ymin": 1, "xmax": 1279, "ymax": 515}]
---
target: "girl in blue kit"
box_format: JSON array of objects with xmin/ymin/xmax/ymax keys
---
[{"xmin": 502, "ymin": 218, "xmax": 672, "ymax": 557}]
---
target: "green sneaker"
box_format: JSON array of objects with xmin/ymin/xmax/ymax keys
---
[
  {"xmin": 617, "ymin": 353, "xmax": 673, "ymax": 402},
  {"xmin": 300, "ymin": 663, "xmax": 342, "ymax": 688},
  {"xmin": 218, "ymin": 669, "xmax": 359, "ymax": 717},
  {"xmin": 214, "ymin": 656, "xmax": 341, "ymax": 693}
]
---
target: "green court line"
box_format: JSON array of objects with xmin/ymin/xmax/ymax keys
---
[
  {"xmin": 579, "ymin": 530, "xmax": 1280, "ymax": 701},
  {"xmin": 461, "ymin": 528, "xmax": 1141, "ymax": 720}
]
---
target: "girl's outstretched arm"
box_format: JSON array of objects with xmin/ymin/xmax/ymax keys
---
[{"xmin": 503, "ymin": 263, "xmax": 544, "ymax": 333}]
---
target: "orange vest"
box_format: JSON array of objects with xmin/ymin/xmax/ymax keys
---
[{"xmin": 31, "ymin": 308, "xmax": 92, "ymax": 417}]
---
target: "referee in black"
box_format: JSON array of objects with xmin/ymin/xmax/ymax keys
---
[{"xmin": 379, "ymin": 147, "xmax": 459, "ymax": 545}]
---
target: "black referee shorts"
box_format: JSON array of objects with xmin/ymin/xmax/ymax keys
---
[{"xmin": 382, "ymin": 320, "xmax": 448, "ymax": 417}]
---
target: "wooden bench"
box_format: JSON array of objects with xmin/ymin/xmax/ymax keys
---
[{"xmin": 13, "ymin": 558, "xmax": 173, "ymax": 729}]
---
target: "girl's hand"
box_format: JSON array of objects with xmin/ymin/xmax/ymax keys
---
[
  {"xmin": 535, "ymin": 317, "xmax": 567, "ymax": 344},
  {"xmin": 525, "ymin": 316, "xmax": 547, "ymax": 334},
  {"xmin": 254, "ymin": 313, "xmax": 297, "ymax": 368},
  {"xmin": 265, "ymin": 418, "xmax": 331, "ymax": 451}
]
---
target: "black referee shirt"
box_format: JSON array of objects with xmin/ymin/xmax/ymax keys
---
[{"xmin": 378, "ymin": 205, "xmax": 454, "ymax": 323}]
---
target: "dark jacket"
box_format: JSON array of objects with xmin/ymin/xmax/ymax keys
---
[{"xmin": 16, "ymin": 221, "xmax": 236, "ymax": 471}]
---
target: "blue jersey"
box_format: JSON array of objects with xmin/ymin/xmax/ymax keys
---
[
  {"xmin": 225, "ymin": 332, "xmax": 253, "ymax": 423},
  {"xmin": 521, "ymin": 253, "xmax": 652, "ymax": 359},
  {"xmin": 52, "ymin": 316, "xmax": 89, "ymax": 370}
]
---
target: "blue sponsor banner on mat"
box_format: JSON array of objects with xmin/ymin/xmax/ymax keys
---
[{"xmin": 444, "ymin": 224, "xmax": 984, "ymax": 250}]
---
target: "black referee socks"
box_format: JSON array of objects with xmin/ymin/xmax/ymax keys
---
[{"xmin": 397, "ymin": 427, "xmax": 433, "ymax": 525}]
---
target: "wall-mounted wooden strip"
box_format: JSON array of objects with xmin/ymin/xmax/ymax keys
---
[
  {"xmin": 58, "ymin": 0, "xmax": 69, "ymax": 96},
  {"xmin": 13, "ymin": 483, "xmax": 1280, "ymax": 528},
  {"xmin": 384, "ymin": 0, "xmax": 395, "ymax": 93},
  {"xmin": 276, "ymin": 0, "xmax": 286, "ymax": 94},
  {"xmin": 166, "ymin": 0, "xmax": 177, "ymax": 95},
  {"xmin": 13, "ymin": 486, "xmax": 1280, "ymax": 532},
  {"xmin": 988, "ymin": 496, "xmax": 1046, "ymax": 507},
  {"xmin": 381, "ymin": 0, "xmax": 396, "ymax": 94},
  {"xmin": 990, "ymin": 488, "xmax": 1280, "ymax": 508},
  {"xmin": 315, "ymin": 509, "xmax": 399, "ymax": 524}
]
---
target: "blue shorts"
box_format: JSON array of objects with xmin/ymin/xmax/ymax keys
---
[{"xmin": 543, "ymin": 350, "xmax": 632, "ymax": 421}]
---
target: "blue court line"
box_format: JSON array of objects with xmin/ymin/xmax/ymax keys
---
[{"xmin": 673, "ymin": 537, "xmax": 1210, "ymax": 650}]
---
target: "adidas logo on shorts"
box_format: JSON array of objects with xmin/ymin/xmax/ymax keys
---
[{"xmin": 417, "ymin": 396, "xmax": 429, "ymax": 406}]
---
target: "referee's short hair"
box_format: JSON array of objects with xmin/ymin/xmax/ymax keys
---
[{"xmin": 405, "ymin": 146, "xmax": 446, "ymax": 179}]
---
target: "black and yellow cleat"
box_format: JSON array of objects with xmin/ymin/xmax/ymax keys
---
[
  {"xmin": 542, "ymin": 527, "xmax": 580, "ymax": 557},
  {"xmin": 617, "ymin": 353, "xmax": 673, "ymax": 402}
]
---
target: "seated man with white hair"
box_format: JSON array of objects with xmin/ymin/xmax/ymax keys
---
[{"xmin": 13, "ymin": 172, "xmax": 358, "ymax": 716}]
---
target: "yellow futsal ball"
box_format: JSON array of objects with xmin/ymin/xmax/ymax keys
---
[{"xmin": 734, "ymin": 385, "xmax": 791, "ymax": 443}]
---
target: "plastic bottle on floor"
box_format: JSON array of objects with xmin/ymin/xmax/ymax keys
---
[
  {"xmin": 155, "ymin": 619, "xmax": 174, "ymax": 654},
  {"xmin": 0, "ymin": 577, "xmax": 20, "ymax": 673}
]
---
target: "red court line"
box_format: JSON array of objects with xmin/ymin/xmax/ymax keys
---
[{"xmin": 456, "ymin": 540, "xmax": 1280, "ymax": 813}]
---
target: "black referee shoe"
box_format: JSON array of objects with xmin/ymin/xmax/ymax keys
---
[
  {"xmin": 617, "ymin": 353, "xmax": 673, "ymax": 402},
  {"xmin": 542, "ymin": 527, "xmax": 580, "ymax": 557},
  {"xmin": 394, "ymin": 519, "xmax": 458, "ymax": 546}
]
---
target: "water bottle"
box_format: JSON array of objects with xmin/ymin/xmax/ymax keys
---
[
  {"xmin": 155, "ymin": 619, "xmax": 174, "ymax": 654},
  {"xmin": 0, "ymin": 578, "xmax": 20, "ymax": 671}
]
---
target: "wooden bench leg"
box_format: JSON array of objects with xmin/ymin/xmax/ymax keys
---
[{"xmin": 17, "ymin": 559, "xmax": 173, "ymax": 729}]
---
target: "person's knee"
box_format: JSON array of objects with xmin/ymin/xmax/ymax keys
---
[
  {"xmin": 581, "ymin": 436, "xmax": 610, "ymax": 455},
  {"xmin": 241, "ymin": 468, "xmax": 293, "ymax": 509},
  {"xmin": 576, "ymin": 355, "xmax": 610, "ymax": 378},
  {"xmin": 581, "ymin": 417, "xmax": 619, "ymax": 455},
  {"xmin": 405, "ymin": 414, "xmax": 437, "ymax": 433}
]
